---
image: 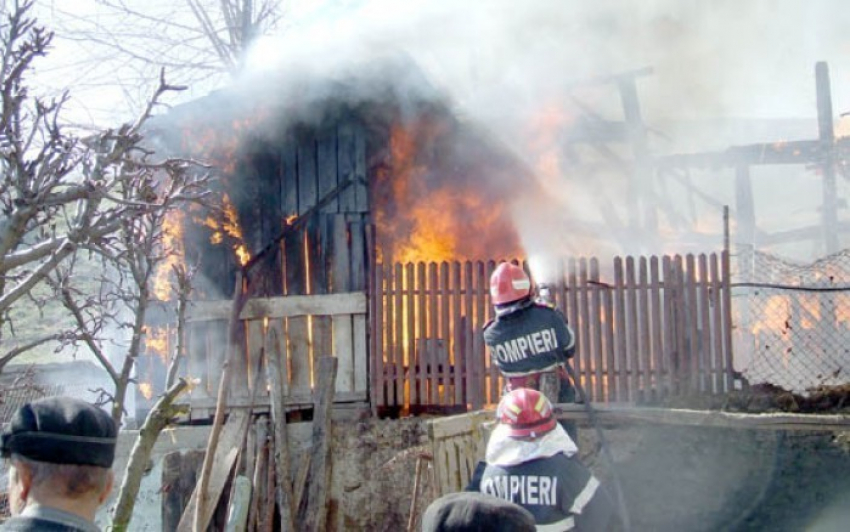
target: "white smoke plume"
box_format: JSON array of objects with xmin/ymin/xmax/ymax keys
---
[{"xmin": 229, "ymin": 0, "xmax": 850, "ymax": 265}]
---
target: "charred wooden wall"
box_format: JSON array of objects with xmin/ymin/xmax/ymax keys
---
[{"xmin": 190, "ymin": 113, "xmax": 371, "ymax": 300}]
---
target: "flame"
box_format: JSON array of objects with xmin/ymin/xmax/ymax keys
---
[
  {"xmin": 178, "ymin": 109, "xmax": 272, "ymax": 176},
  {"xmin": 198, "ymin": 193, "xmax": 251, "ymax": 266},
  {"xmin": 751, "ymin": 295, "xmax": 789, "ymax": 334},
  {"xmin": 375, "ymin": 117, "xmax": 521, "ymax": 263},
  {"xmin": 143, "ymin": 326, "xmax": 170, "ymax": 364},
  {"xmin": 152, "ymin": 210, "xmax": 186, "ymax": 301},
  {"xmin": 835, "ymin": 116, "xmax": 850, "ymax": 139},
  {"xmin": 138, "ymin": 382, "xmax": 154, "ymax": 400},
  {"xmin": 527, "ymin": 103, "xmax": 572, "ymax": 191}
]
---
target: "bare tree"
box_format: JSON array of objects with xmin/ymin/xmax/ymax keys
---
[
  {"xmin": 43, "ymin": 0, "xmax": 284, "ymax": 119},
  {"xmin": 0, "ymin": 0, "xmax": 212, "ymax": 365},
  {"xmin": 2, "ymin": 2, "xmax": 216, "ymax": 528}
]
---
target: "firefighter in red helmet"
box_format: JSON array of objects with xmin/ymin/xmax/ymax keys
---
[
  {"xmin": 484, "ymin": 262, "xmax": 576, "ymax": 406},
  {"xmin": 466, "ymin": 389, "xmax": 620, "ymax": 531}
]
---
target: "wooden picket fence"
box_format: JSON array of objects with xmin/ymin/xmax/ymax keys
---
[{"xmin": 370, "ymin": 252, "xmax": 734, "ymax": 414}]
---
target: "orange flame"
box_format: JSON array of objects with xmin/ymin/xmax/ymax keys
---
[
  {"xmin": 143, "ymin": 326, "xmax": 170, "ymax": 364},
  {"xmin": 152, "ymin": 211, "xmax": 186, "ymax": 301},
  {"xmin": 138, "ymin": 382, "xmax": 154, "ymax": 400},
  {"xmin": 375, "ymin": 117, "xmax": 520, "ymax": 263},
  {"xmin": 198, "ymin": 193, "xmax": 251, "ymax": 266}
]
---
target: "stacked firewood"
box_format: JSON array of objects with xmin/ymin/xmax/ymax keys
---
[
  {"xmin": 161, "ymin": 355, "xmax": 338, "ymax": 532},
  {"xmin": 162, "ymin": 277, "xmax": 340, "ymax": 531}
]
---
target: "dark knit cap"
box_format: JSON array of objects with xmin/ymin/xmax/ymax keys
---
[
  {"xmin": 1, "ymin": 397, "xmax": 117, "ymax": 468},
  {"xmin": 421, "ymin": 492, "xmax": 536, "ymax": 532}
]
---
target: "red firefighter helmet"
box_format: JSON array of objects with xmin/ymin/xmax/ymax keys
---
[
  {"xmin": 490, "ymin": 262, "xmax": 532, "ymax": 305},
  {"xmin": 496, "ymin": 388, "xmax": 557, "ymax": 439}
]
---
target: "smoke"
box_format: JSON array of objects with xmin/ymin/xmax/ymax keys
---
[{"xmin": 227, "ymin": 0, "xmax": 850, "ymax": 263}]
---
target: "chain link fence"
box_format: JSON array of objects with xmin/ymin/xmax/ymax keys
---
[{"xmin": 733, "ymin": 248, "xmax": 850, "ymax": 393}]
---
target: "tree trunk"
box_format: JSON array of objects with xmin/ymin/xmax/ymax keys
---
[{"xmin": 111, "ymin": 378, "xmax": 189, "ymax": 531}]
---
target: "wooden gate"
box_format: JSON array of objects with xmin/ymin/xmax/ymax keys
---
[
  {"xmin": 179, "ymin": 292, "xmax": 368, "ymax": 416},
  {"xmin": 371, "ymin": 252, "xmax": 734, "ymax": 413}
]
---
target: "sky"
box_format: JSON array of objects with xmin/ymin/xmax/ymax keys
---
[{"xmin": 30, "ymin": 0, "xmax": 850, "ymax": 127}]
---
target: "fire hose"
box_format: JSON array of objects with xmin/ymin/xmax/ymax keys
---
[{"xmin": 564, "ymin": 361, "xmax": 632, "ymax": 532}]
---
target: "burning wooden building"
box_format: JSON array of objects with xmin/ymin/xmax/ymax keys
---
[{"xmin": 138, "ymin": 57, "xmax": 745, "ymax": 421}]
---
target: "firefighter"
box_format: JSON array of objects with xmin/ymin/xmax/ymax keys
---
[
  {"xmin": 484, "ymin": 262, "xmax": 576, "ymax": 405},
  {"xmin": 467, "ymin": 388, "xmax": 620, "ymax": 531}
]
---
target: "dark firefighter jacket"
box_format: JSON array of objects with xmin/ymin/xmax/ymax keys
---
[
  {"xmin": 483, "ymin": 300, "xmax": 575, "ymax": 376},
  {"xmin": 466, "ymin": 425, "xmax": 617, "ymax": 531}
]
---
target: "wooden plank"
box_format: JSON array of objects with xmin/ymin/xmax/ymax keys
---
[
  {"xmin": 331, "ymin": 215, "xmax": 350, "ymax": 292},
  {"xmin": 638, "ymin": 257, "xmax": 653, "ymax": 399},
  {"xmin": 416, "ymin": 262, "xmax": 428, "ymax": 407},
  {"xmin": 297, "ymin": 130, "xmax": 318, "ymax": 215},
  {"xmin": 248, "ymin": 416, "xmax": 269, "ymax": 532},
  {"xmin": 662, "ymin": 256, "xmax": 676, "ymax": 395},
  {"xmin": 589, "ymin": 259, "xmax": 605, "ymax": 401},
  {"xmin": 393, "ymin": 262, "xmax": 405, "ymax": 409},
  {"xmin": 372, "ymin": 263, "xmax": 385, "ymax": 409},
  {"xmin": 613, "ymin": 257, "xmax": 628, "ymax": 402},
  {"xmin": 333, "ymin": 314, "xmax": 354, "ymax": 393},
  {"xmin": 472, "ymin": 262, "xmax": 485, "ymax": 409},
  {"xmin": 309, "ymin": 219, "xmax": 333, "ymax": 387},
  {"xmin": 578, "ymin": 259, "xmax": 593, "ymax": 401},
  {"xmin": 337, "ymin": 122, "xmax": 356, "ymax": 213},
  {"xmin": 625, "ymin": 256, "xmax": 640, "ymax": 402},
  {"xmin": 185, "ymin": 389, "xmax": 366, "ymax": 412},
  {"xmin": 330, "ymin": 215, "xmax": 354, "ymax": 393},
  {"xmin": 245, "ymin": 320, "xmax": 266, "ymax": 400},
  {"xmin": 486, "ymin": 261, "xmax": 499, "ymax": 404},
  {"xmin": 685, "ymin": 254, "xmax": 700, "ymax": 394},
  {"xmin": 710, "ymin": 254, "xmax": 724, "ymax": 394},
  {"xmin": 281, "ymin": 139, "xmax": 298, "ymax": 218},
  {"xmin": 265, "ymin": 326, "xmax": 297, "ymax": 531},
  {"xmin": 186, "ymin": 293, "xmax": 367, "ymax": 321},
  {"xmin": 225, "ymin": 476, "xmax": 251, "ymax": 532},
  {"xmin": 721, "ymin": 251, "xmax": 735, "ymax": 392},
  {"xmin": 407, "ymin": 263, "xmax": 419, "ymax": 407},
  {"xmin": 445, "ymin": 440, "xmax": 460, "ymax": 495},
  {"xmin": 385, "ymin": 264, "xmax": 397, "ymax": 408},
  {"xmin": 301, "ymin": 357, "xmax": 338, "ymax": 532},
  {"xmin": 649, "ymin": 256, "xmax": 665, "ymax": 396},
  {"xmin": 697, "ymin": 254, "xmax": 713, "ymax": 394},
  {"xmin": 567, "ymin": 259, "xmax": 582, "ymax": 394},
  {"xmin": 673, "ymin": 255, "xmax": 688, "ymax": 395},
  {"xmin": 317, "ymin": 124, "xmax": 339, "ymax": 214},
  {"xmin": 451, "ymin": 262, "xmax": 463, "ymax": 406},
  {"xmin": 187, "ymin": 323, "xmax": 210, "ymax": 402},
  {"xmin": 428, "ymin": 262, "xmax": 440, "ymax": 405},
  {"xmin": 353, "ymin": 122, "xmax": 368, "ymax": 213},
  {"xmin": 349, "ymin": 217, "xmax": 367, "ymax": 292},
  {"xmin": 282, "ymin": 227, "xmax": 310, "ymax": 398},
  {"xmin": 352, "ymin": 313, "xmax": 368, "ymax": 397},
  {"xmin": 464, "ymin": 262, "xmax": 475, "ymax": 409},
  {"xmin": 176, "ymin": 410, "xmax": 249, "ymax": 532},
  {"xmin": 207, "ymin": 325, "xmax": 227, "ymax": 398},
  {"xmin": 602, "ymin": 263, "xmax": 617, "ymax": 402},
  {"xmin": 440, "ymin": 262, "xmax": 451, "ymax": 405}
]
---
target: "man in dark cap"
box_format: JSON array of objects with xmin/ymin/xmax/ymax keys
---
[
  {"xmin": 421, "ymin": 491, "xmax": 536, "ymax": 532},
  {"xmin": 0, "ymin": 396, "xmax": 118, "ymax": 531}
]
